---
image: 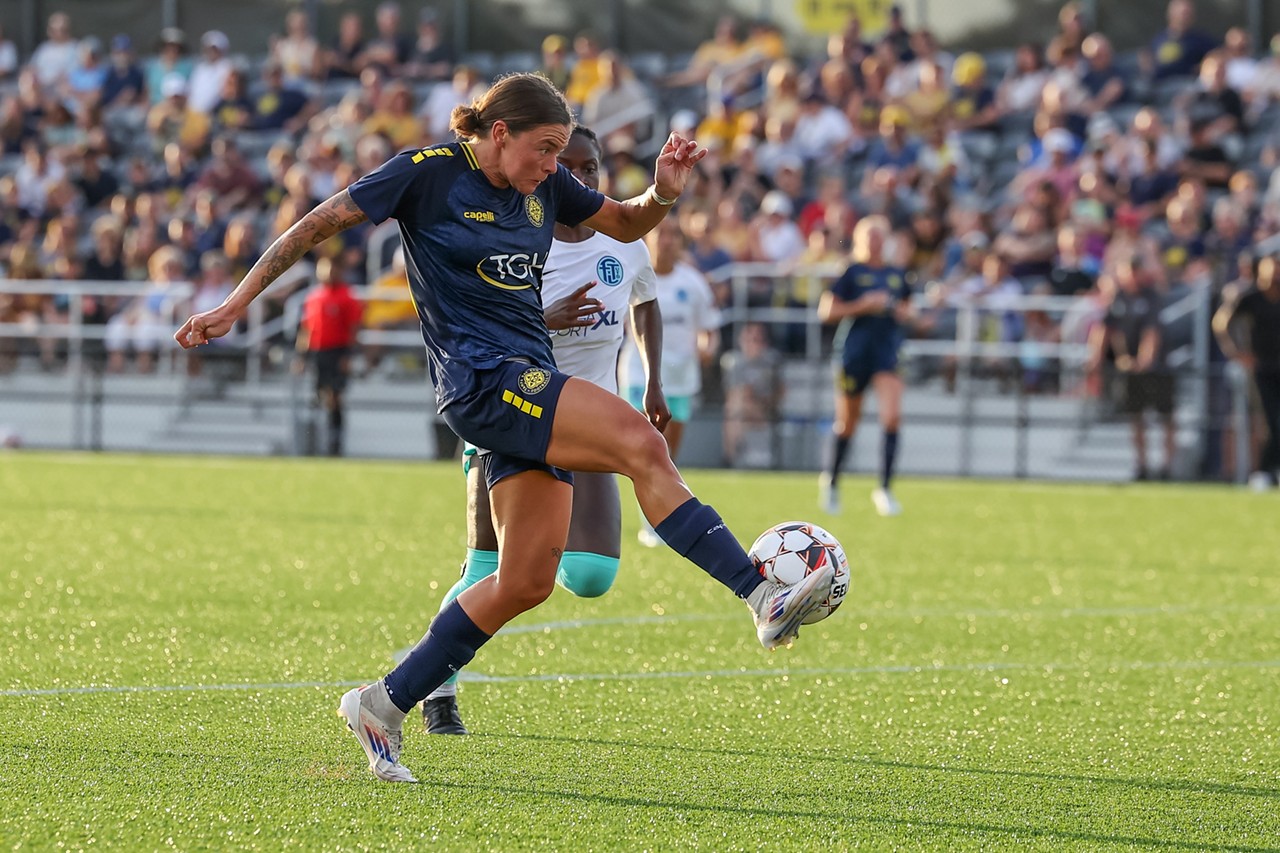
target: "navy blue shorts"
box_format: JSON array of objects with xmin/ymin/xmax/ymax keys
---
[
  {"xmin": 440, "ymin": 360, "xmax": 574, "ymax": 489},
  {"xmin": 837, "ymin": 341, "xmax": 899, "ymax": 396}
]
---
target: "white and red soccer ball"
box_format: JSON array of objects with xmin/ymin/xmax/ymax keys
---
[{"xmin": 748, "ymin": 521, "xmax": 850, "ymax": 624}]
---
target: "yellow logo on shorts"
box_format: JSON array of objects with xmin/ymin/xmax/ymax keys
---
[
  {"xmin": 525, "ymin": 195, "xmax": 544, "ymax": 228},
  {"xmin": 502, "ymin": 389, "xmax": 543, "ymax": 418},
  {"xmin": 518, "ymin": 367, "xmax": 551, "ymax": 395}
]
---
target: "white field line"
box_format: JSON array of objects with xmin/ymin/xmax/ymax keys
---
[{"xmin": 3, "ymin": 657, "xmax": 1279, "ymax": 698}]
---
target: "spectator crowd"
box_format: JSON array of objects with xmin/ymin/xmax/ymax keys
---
[{"xmin": 1, "ymin": 0, "xmax": 1279, "ymax": 479}]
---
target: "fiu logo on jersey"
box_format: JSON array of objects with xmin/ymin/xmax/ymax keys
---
[
  {"xmin": 518, "ymin": 367, "xmax": 552, "ymax": 395},
  {"xmin": 464, "ymin": 210, "xmax": 496, "ymax": 223},
  {"xmin": 596, "ymin": 256, "xmax": 624, "ymax": 286},
  {"xmin": 475, "ymin": 252, "xmax": 546, "ymax": 291},
  {"xmin": 525, "ymin": 195, "xmax": 544, "ymax": 228},
  {"xmin": 410, "ymin": 146, "xmax": 453, "ymax": 164}
]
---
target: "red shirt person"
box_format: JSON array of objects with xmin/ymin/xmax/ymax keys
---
[
  {"xmin": 301, "ymin": 257, "xmax": 362, "ymax": 351},
  {"xmin": 299, "ymin": 257, "xmax": 363, "ymax": 455}
]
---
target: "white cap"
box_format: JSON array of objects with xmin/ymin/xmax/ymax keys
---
[
  {"xmin": 161, "ymin": 73, "xmax": 188, "ymax": 98},
  {"xmin": 201, "ymin": 30, "xmax": 229, "ymax": 52},
  {"xmin": 760, "ymin": 190, "xmax": 793, "ymax": 217},
  {"xmin": 1043, "ymin": 128, "xmax": 1074, "ymax": 154},
  {"xmin": 670, "ymin": 109, "xmax": 698, "ymax": 133}
]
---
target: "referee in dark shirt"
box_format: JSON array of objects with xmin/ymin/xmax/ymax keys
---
[
  {"xmin": 1089, "ymin": 254, "xmax": 1176, "ymax": 480},
  {"xmin": 1214, "ymin": 255, "xmax": 1280, "ymax": 489}
]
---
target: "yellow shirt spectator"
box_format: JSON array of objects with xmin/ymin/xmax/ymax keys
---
[
  {"xmin": 362, "ymin": 83, "xmax": 424, "ymax": 151},
  {"xmin": 565, "ymin": 35, "xmax": 605, "ymax": 108},
  {"xmin": 364, "ymin": 261, "xmax": 416, "ymax": 330}
]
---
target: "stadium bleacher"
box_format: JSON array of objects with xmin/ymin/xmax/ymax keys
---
[{"xmin": 1, "ymin": 2, "xmax": 1278, "ymax": 480}]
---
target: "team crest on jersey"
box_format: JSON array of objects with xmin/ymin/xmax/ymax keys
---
[
  {"xmin": 596, "ymin": 256, "xmax": 624, "ymax": 286},
  {"xmin": 518, "ymin": 367, "xmax": 552, "ymax": 395},
  {"xmin": 525, "ymin": 195, "xmax": 544, "ymax": 228}
]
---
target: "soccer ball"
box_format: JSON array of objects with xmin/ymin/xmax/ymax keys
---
[{"xmin": 748, "ymin": 521, "xmax": 850, "ymax": 624}]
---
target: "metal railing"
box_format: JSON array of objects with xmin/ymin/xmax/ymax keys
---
[
  {"xmin": 0, "ymin": 270, "xmax": 1235, "ymax": 479},
  {"xmin": 703, "ymin": 262, "xmax": 1215, "ymax": 477},
  {"xmin": 0, "ymin": 279, "xmax": 194, "ymax": 372}
]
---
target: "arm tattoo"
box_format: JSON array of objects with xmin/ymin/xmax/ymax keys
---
[{"xmin": 241, "ymin": 190, "xmax": 369, "ymax": 299}]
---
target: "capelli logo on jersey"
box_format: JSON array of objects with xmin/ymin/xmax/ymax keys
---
[
  {"xmin": 475, "ymin": 252, "xmax": 546, "ymax": 291},
  {"xmin": 464, "ymin": 210, "xmax": 496, "ymax": 223}
]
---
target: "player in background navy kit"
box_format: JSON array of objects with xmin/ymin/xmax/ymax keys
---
[
  {"xmin": 421, "ymin": 125, "xmax": 669, "ymax": 735},
  {"xmin": 174, "ymin": 74, "xmax": 833, "ymax": 783},
  {"xmin": 1214, "ymin": 255, "xmax": 1280, "ymax": 490},
  {"xmin": 818, "ymin": 215, "xmax": 914, "ymax": 517}
]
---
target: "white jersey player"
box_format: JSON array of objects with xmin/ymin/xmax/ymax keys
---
[{"xmin": 422, "ymin": 126, "xmax": 669, "ymax": 736}]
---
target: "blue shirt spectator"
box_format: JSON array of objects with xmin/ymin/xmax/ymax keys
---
[
  {"xmin": 67, "ymin": 38, "xmax": 108, "ymax": 96},
  {"xmin": 100, "ymin": 35, "xmax": 145, "ymax": 106},
  {"xmin": 251, "ymin": 64, "xmax": 311, "ymax": 131},
  {"xmin": 864, "ymin": 107, "xmax": 922, "ymax": 175},
  {"xmin": 1150, "ymin": 0, "xmax": 1217, "ymax": 80}
]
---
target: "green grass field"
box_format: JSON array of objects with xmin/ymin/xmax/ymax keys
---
[{"xmin": 2, "ymin": 452, "xmax": 1278, "ymax": 851}]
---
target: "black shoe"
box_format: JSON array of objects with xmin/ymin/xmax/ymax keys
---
[{"xmin": 422, "ymin": 695, "xmax": 468, "ymax": 735}]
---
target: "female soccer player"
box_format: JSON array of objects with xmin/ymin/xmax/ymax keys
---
[
  {"xmin": 619, "ymin": 218, "xmax": 721, "ymax": 546},
  {"xmin": 174, "ymin": 73, "xmax": 833, "ymax": 783},
  {"xmin": 421, "ymin": 125, "xmax": 669, "ymax": 735},
  {"xmin": 817, "ymin": 214, "xmax": 912, "ymax": 517}
]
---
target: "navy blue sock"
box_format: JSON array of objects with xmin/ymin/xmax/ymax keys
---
[
  {"xmin": 829, "ymin": 434, "xmax": 851, "ymax": 487},
  {"xmin": 383, "ymin": 600, "xmax": 491, "ymax": 713},
  {"xmin": 654, "ymin": 498, "xmax": 760, "ymax": 598},
  {"xmin": 881, "ymin": 431, "xmax": 899, "ymax": 490}
]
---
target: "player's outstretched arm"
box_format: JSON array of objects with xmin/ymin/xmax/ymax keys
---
[
  {"xmin": 175, "ymin": 190, "xmax": 368, "ymax": 348},
  {"xmin": 584, "ymin": 133, "xmax": 706, "ymax": 244}
]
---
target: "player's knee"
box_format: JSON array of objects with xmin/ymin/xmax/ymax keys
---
[
  {"xmin": 626, "ymin": 424, "xmax": 674, "ymax": 475},
  {"xmin": 556, "ymin": 552, "xmax": 619, "ymax": 598},
  {"xmin": 498, "ymin": 563, "xmax": 557, "ymax": 610}
]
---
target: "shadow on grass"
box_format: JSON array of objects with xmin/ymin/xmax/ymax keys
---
[
  {"xmin": 474, "ymin": 731, "xmax": 1280, "ymax": 802},
  {"xmin": 422, "ymin": 775, "xmax": 1275, "ymax": 852}
]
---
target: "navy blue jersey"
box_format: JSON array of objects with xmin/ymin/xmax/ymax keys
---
[
  {"xmin": 829, "ymin": 262, "xmax": 910, "ymax": 359},
  {"xmin": 347, "ymin": 142, "xmax": 605, "ymax": 409}
]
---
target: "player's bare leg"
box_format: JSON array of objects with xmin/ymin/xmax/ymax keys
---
[{"xmin": 546, "ymin": 377, "xmax": 831, "ymax": 649}]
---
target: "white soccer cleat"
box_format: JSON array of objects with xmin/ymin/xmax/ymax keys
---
[
  {"xmin": 1247, "ymin": 471, "xmax": 1275, "ymax": 492},
  {"xmin": 748, "ymin": 564, "xmax": 835, "ymax": 650},
  {"xmin": 819, "ymin": 478, "xmax": 841, "ymax": 515},
  {"xmin": 637, "ymin": 524, "xmax": 662, "ymax": 548},
  {"xmin": 871, "ymin": 487, "xmax": 902, "ymax": 517},
  {"xmin": 337, "ymin": 686, "xmax": 418, "ymax": 783}
]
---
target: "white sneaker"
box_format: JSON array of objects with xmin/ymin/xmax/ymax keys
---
[
  {"xmin": 337, "ymin": 686, "xmax": 418, "ymax": 783},
  {"xmin": 872, "ymin": 487, "xmax": 902, "ymax": 517},
  {"xmin": 819, "ymin": 478, "xmax": 841, "ymax": 514},
  {"xmin": 748, "ymin": 565, "xmax": 835, "ymax": 650},
  {"xmin": 1247, "ymin": 471, "xmax": 1276, "ymax": 492}
]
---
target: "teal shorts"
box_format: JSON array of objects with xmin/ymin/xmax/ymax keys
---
[{"xmin": 626, "ymin": 387, "xmax": 692, "ymax": 423}]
